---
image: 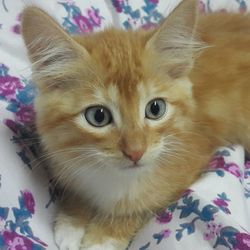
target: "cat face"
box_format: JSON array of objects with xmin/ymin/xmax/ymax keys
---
[
  {"xmin": 22, "ymin": 0, "xmax": 204, "ymax": 195},
  {"xmin": 34, "ymin": 33, "xmax": 194, "ymax": 172}
]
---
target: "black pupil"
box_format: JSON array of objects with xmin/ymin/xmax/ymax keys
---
[
  {"xmin": 95, "ymin": 109, "xmax": 105, "ymax": 123},
  {"xmin": 151, "ymin": 101, "xmax": 160, "ymax": 116}
]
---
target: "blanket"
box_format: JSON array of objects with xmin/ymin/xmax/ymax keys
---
[{"xmin": 0, "ymin": 0, "xmax": 250, "ymax": 249}]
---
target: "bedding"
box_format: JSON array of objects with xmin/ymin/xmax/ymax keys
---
[{"xmin": 0, "ymin": 0, "xmax": 250, "ymax": 249}]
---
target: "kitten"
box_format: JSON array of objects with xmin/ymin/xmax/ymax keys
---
[{"xmin": 21, "ymin": 0, "xmax": 250, "ymax": 249}]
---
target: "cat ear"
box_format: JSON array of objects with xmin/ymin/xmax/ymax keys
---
[
  {"xmin": 146, "ymin": 0, "xmax": 204, "ymax": 79},
  {"xmin": 21, "ymin": 7, "xmax": 89, "ymax": 90}
]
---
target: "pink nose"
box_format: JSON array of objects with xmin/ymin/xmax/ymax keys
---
[{"xmin": 123, "ymin": 150, "xmax": 144, "ymax": 163}]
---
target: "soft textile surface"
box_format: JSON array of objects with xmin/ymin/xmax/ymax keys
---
[{"xmin": 0, "ymin": 0, "xmax": 250, "ymax": 249}]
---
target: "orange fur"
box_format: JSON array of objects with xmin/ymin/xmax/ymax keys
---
[{"xmin": 21, "ymin": 0, "xmax": 250, "ymax": 249}]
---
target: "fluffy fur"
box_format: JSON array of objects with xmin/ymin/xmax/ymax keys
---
[{"xmin": 21, "ymin": 0, "xmax": 250, "ymax": 249}]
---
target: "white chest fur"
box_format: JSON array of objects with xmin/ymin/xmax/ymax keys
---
[{"xmin": 71, "ymin": 165, "xmax": 147, "ymax": 212}]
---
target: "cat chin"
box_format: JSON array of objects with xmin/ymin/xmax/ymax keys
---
[
  {"xmin": 120, "ymin": 162, "xmax": 144, "ymax": 170},
  {"xmin": 118, "ymin": 162, "xmax": 156, "ymax": 174},
  {"xmin": 68, "ymin": 160, "xmax": 155, "ymax": 212}
]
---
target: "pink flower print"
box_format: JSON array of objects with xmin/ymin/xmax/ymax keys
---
[
  {"xmin": 21, "ymin": 190, "xmax": 35, "ymax": 214},
  {"xmin": 11, "ymin": 13, "xmax": 22, "ymax": 34},
  {"xmin": 156, "ymin": 211, "xmax": 172, "ymax": 224},
  {"xmin": 245, "ymin": 161, "xmax": 250, "ymax": 169},
  {"xmin": 73, "ymin": 14, "xmax": 93, "ymax": 33},
  {"xmin": 203, "ymin": 222, "xmax": 222, "ymax": 241},
  {"xmin": 199, "ymin": 1, "xmax": 206, "ymax": 13},
  {"xmin": 203, "ymin": 231, "xmax": 214, "ymax": 241},
  {"xmin": 153, "ymin": 229, "xmax": 172, "ymax": 244},
  {"xmin": 161, "ymin": 229, "xmax": 171, "ymax": 238},
  {"xmin": 245, "ymin": 161, "xmax": 250, "ymax": 178},
  {"xmin": 237, "ymin": 0, "xmax": 247, "ymax": 14},
  {"xmin": 4, "ymin": 119, "xmax": 18, "ymax": 134},
  {"xmin": 12, "ymin": 24, "xmax": 21, "ymax": 34},
  {"xmin": 235, "ymin": 233, "xmax": 250, "ymax": 250},
  {"xmin": 0, "ymin": 76, "xmax": 23, "ymax": 99},
  {"xmin": 149, "ymin": 0, "xmax": 159, "ymax": 4},
  {"xmin": 112, "ymin": 0, "xmax": 124, "ymax": 13},
  {"xmin": 226, "ymin": 163, "xmax": 241, "ymax": 178},
  {"xmin": 87, "ymin": 8, "xmax": 102, "ymax": 26},
  {"xmin": 213, "ymin": 198, "xmax": 231, "ymax": 214},
  {"xmin": 213, "ymin": 198, "xmax": 227, "ymax": 207},
  {"xmin": 141, "ymin": 23, "xmax": 157, "ymax": 30},
  {"xmin": 182, "ymin": 189, "xmax": 193, "ymax": 197},
  {"xmin": 208, "ymin": 156, "xmax": 225, "ymax": 169},
  {"xmin": 3, "ymin": 231, "xmax": 33, "ymax": 249},
  {"xmin": 213, "ymin": 193, "xmax": 231, "ymax": 214},
  {"xmin": 16, "ymin": 105, "xmax": 35, "ymax": 124}
]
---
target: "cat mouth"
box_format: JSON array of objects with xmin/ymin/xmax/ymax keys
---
[{"xmin": 123, "ymin": 162, "xmax": 143, "ymax": 170}]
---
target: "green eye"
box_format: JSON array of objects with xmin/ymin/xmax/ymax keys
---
[
  {"xmin": 85, "ymin": 106, "xmax": 112, "ymax": 127},
  {"xmin": 145, "ymin": 98, "xmax": 167, "ymax": 120}
]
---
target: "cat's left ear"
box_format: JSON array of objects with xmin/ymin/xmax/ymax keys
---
[
  {"xmin": 21, "ymin": 7, "xmax": 90, "ymax": 90},
  {"xmin": 146, "ymin": 0, "xmax": 204, "ymax": 79}
]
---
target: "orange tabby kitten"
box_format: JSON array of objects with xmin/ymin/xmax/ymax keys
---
[{"xmin": 21, "ymin": 0, "xmax": 250, "ymax": 249}]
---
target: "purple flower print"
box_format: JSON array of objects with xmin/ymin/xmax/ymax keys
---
[
  {"xmin": 16, "ymin": 105, "xmax": 35, "ymax": 124},
  {"xmin": 0, "ymin": 76, "xmax": 23, "ymax": 99},
  {"xmin": 213, "ymin": 198, "xmax": 231, "ymax": 214},
  {"xmin": 209, "ymin": 156, "xmax": 225, "ymax": 169},
  {"xmin": 112, "ymin": 0, "xmax": 124, "ymax": 13},
  {"xmin": 246, "ymin": 161, "xmax": 250, "ymax": 169},
  {"xmin": 199, "ymin": 0, "xmax": 206, "ymax": 13},
  {"xmin": 213, "ymin": 199, "xmax": 227, "ymax": 207},
  {"xmin": 226, "ymin": 163, "xmax": 241, "ymax": 178},
  {"xmin": 12, "ymin": 24, "xmax": 21, "ymax": 34},
  {"xmin": 181, "ymin": 189, "xmax": 193, "ymax": 197},
  {"xmin": 209, "ymin": 156, "xmax": 242, "ymax": 178},
  {"xmin": 235, "ymin": 233, "xmax": 250, "ymax": 250},
  {"xmin": 160, "ymin": 229, "xmax": 171, "ymax": 238},
  {"xmin": 203, "ymin": 222, "xmax": 222, "ymax": 241},
  {"xmin": 141, "ymin": 22, "xmax": 157, "ymax": 30},
  {"xmin": 4, "ymin": 119, "xmax": 18, "ymax": 134},
  {"xmin": 149, "ymin": 0, "xmax": 159, "ymax": 4},
  {"xmin": 245, "ymin": 161, "xmax": 250, "ymax": 179},
  {"xmin": 60, "ymin": 3, "xmax": 103, "ymax": 34},
  {"xmin": 11, "ymin": 13, "xmax": 22, "ymax": 34},
  {"xmin": 237, "ymin": 0, "xmax": 247, "ymax": 13},
  {"xmin": 156, "ymin": 211, "xmax": 172, "ymax": 224},
  {"xmin": 3, "ymin": 231, "xmax": 33, "ymax": 250},
  {"xmin": 73, "ymin": 14, "xmax": 93, "ymax": 33},
  {"xmin": 21, "ymin": 190, "xmax": 35, "ymax": 214},
  {"xmin": 87, "ymin": 8, "xmax": 102, "ymax": 26},
  {"xmin": 213, "ymin": 193, "xmax": 231, "ymax": 214},
  {"xmin": 0, "ymin": 190, "xmax": 48, "ymax": 249},
  {"xmin": 153, "ymin": 229, "xmax": 172, "ymax": 244}
]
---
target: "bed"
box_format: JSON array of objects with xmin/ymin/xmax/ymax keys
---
[{"xmin": 0, "ymin": 0, "xmax": 250, "ymax": 249}]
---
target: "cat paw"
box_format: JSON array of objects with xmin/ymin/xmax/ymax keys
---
[
  {"xmin": 81, "ymin": 239, "xmax": 119, "ymax": 250},
  {"xmin": 54, "ymin": 213, "xmax": 85, "ymax": 250}
]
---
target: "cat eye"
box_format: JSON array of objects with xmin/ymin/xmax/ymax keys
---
[
  {"xmin": 145, "ymin": 99, "xmax": 167, "ymax": 120},
  {"xmin": 85, "ymin": 106, "xmax": 112, "ymax": 127}
]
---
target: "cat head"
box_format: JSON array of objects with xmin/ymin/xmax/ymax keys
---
[{"xmin": 21, "ymin": 0, "xmax": 204, "ymax": 186}]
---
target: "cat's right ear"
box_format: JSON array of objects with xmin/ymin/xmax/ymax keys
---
[
  {"xmin": 146, "ymin": 0, "xmax": 204, "ymax": 79},
  {"xmin": 21, "ymin": 7, "xmax": 90, "ymax": 90}
]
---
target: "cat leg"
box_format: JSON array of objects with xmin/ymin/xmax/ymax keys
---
[
  {"xmin": 81, "ymin": 239, "xmax": 125, "ymax": 250},
  {"xmin": 54, "ymin": 206, "xmax": 92, "ymax": 250},
  {"xmin": 81, "ymin": 215, "xmax": 144, "ymax": 250}
]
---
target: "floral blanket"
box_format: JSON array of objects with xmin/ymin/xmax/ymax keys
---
[{"xmin": 0, "ymin": 0, "xmax": 250, "ymax": 249}]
